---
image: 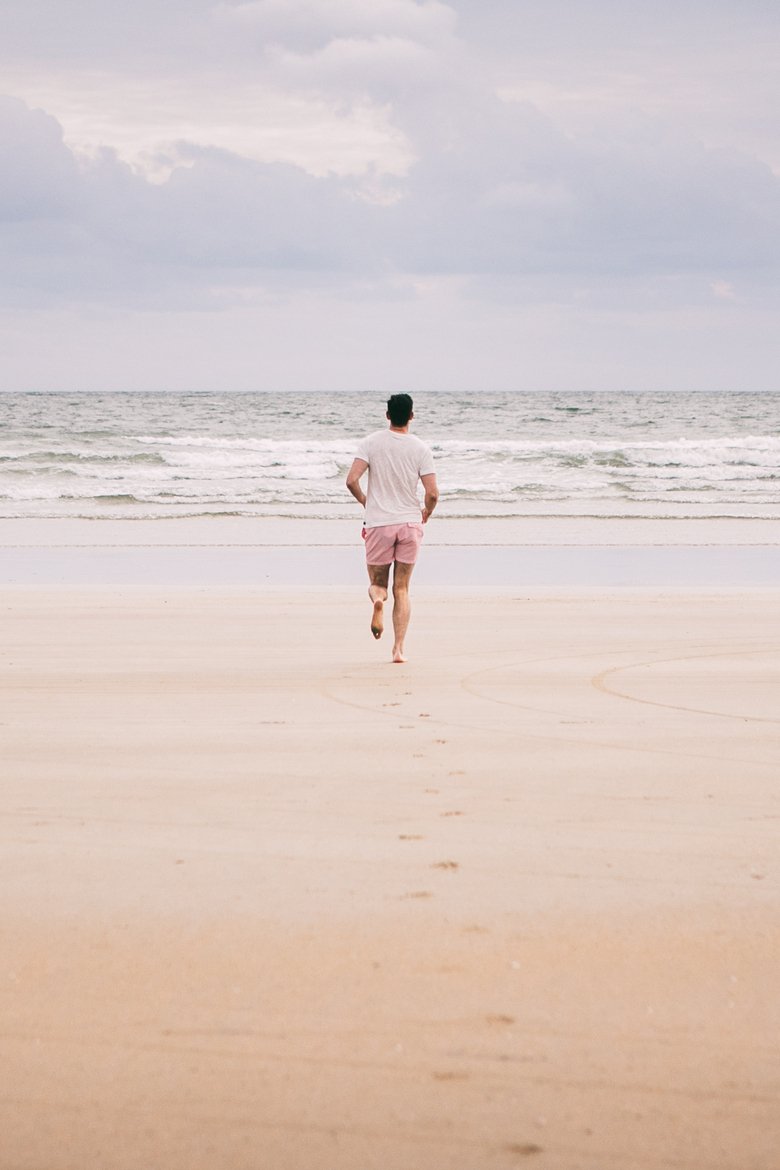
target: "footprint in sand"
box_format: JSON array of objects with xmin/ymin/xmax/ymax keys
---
[
  {"xmin": 432, "ymin": 860, "xmax": 459, "ymax": 870},
  {"xmin": 398, "ymin": 834, "xmax": 425, "ymax": 841},
  {"xmin": 432, "ymin": 1070, "xmax": 469, "ymax": 1081},
  {"xmin": 401, "ymin": 890, "xmax": 433, "ymax": 900},
  {"xmin": 486, "ymin": 1014, "xmax": 515, "ymax": 1025},
  {"xmin": 505, "ymin": 1144, "xmax": 543, "ymax": 1158},
  {"xmin": 441, "ymin": 810, "xmax": 464, "ymax": 818}
]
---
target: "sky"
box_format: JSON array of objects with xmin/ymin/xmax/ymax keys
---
[{"xmin": 2, "ymin": 0, "xmax": 779, "ymax": 392}]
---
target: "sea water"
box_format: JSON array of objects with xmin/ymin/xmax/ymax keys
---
[{"xmin": 1, "ymin": 390, "xmax": 778, "ymax": 521}]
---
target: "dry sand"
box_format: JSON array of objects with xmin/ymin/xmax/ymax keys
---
[{"xmin": 1, "ymin": 586, "xmax": 778, "ymax": 1169}]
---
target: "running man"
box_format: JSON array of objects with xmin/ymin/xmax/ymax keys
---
[{"xmin": 346, "ymin": 394, "xmax": 439, "ymax": 663}]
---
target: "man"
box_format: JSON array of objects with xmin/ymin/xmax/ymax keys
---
[{"xmin": 346, "ymin": 394, "xmax": 439, "ymax": 663}]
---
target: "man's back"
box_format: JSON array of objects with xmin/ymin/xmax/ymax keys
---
[{"xmin": 355, "ymin": 428, "xmax": 434, "ymax": 528}]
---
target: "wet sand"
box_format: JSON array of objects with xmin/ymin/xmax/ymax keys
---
[
  {"xmin": 1, "ymin": 586, "xmax": 778, "ymax": 1169},
  {"xmin": 2, "ymin": 516, "xmax": 780, "ymax": 589}
]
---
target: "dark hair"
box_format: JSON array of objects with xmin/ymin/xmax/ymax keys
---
[{"xmin": 387, "ymin": 393, "xmax": 414, "ymax": 427}]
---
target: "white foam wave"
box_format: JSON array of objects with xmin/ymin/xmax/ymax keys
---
[
  {"xmin": 1, "ymin": 393, "xmax": 778, "ymax": 520},
  {"xmin": 132, "ymin": 434, "xmax": 356, "ymax": 455}
]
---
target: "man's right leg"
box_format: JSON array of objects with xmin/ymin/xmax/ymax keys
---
[
  {"xmin": 367, "ymin": 563, "xmax": 390, "ymax": 639},
  {"xmin": 391, "ymin": 560, "xmax": 415, "ymax": 663}
]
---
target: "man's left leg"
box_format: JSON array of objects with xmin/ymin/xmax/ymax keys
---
[
  {"xmin": 367, "ymin": 563, "xmax": 390, "ymax": 639},
  {"xmin": 391, "ymin": 560, "xmax": 415, "ymax": 663}
]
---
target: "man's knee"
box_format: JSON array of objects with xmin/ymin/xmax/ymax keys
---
[{"xmin": 392, "ymin": 574, "xmax": 411, "ymax": 598}]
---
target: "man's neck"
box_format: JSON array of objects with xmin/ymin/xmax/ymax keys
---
[{"xmin": 389, "ymin": 424, "xmax": 410, "ymax": 434}]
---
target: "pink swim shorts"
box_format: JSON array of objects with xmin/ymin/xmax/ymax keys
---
[{"xmin": 362, "ymin": 522, "xmax": 424, "ymax": 565}]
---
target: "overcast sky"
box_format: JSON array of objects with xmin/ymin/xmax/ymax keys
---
[{"xmin": 2, "ymin": 0, "xmax": 779, "ymax": 391}]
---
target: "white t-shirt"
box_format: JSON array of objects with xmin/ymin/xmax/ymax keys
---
[{"xmin": 354, "ymin": 429, "xmax": 435, "ymax": 528}]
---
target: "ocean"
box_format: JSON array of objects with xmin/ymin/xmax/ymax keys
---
[{"xmin": 1, "ymin": 390, "xmax": 778, "ymax": 522}]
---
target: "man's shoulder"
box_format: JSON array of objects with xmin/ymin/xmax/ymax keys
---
[
  {"xmin": 355, "ymin": 430, "xmax": 382, "ymax": 455},
  {"xmin": 357, "ymin": 429, "xmax": 433, "ymax": 459},
  {"xmin": 406, "ymin": 433, "xmax": 433, "ymax": 458}
]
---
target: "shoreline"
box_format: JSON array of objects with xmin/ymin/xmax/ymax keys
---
[
  {"xmin": 2, "ymin": 514, "xmax": 779, "ymax": 543},
  {"xmin": 3, "ymin": 545, "xmax": 779, "ymax": 587},
  {"xmin": 2, "ymin": 515, "xmax": 779, "ymax": 587}
]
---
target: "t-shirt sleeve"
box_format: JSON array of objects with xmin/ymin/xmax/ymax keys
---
[
  {"xmin": 418, "ymin": 442, "xmax": 435, "ymax": 476},
  {"xmin": 354, "ymin": 436, "xmax": 371, "ymax": 464}
]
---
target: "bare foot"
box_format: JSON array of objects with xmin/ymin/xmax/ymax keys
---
[
  {"xmin": 371, "ymin": 599, "xmax": 384, "ymax": 639},
  {"xmin": 392, "ymin": 646, "xmax": 407, "ymax": 663}
]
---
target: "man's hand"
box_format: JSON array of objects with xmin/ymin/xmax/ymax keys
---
[
  {"xmin": 345, "ymin": 458, "xmax": 369, "ymax": 507},
  {"xmin": 421, "ymin": 472, "xmax": 439, "ymax": 524}
]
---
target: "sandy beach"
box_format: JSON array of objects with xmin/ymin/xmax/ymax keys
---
[{"xmin": 2, "ymin": 567, "xmax": 778, "ymax": 1168}]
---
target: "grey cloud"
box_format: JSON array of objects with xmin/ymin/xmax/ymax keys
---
[
  {"xmin": 140, "ymin": 147, "xmax": 375, "ymax": 272},
  {"xmin": 388, "ymin": 103, "xmax": 780, "ymax": 277},
  {"xmin": 2, "ymin": 63, "xmax": 780, "ymax": 311},
  {"xmin": 212, "ymin": 0, "xmax": 462, "ymax": 107},
  {"xmin": 264, "ymin": 35, "xmax": 443, "ymax": 102},
  {"xmin": 214, "ymin": 0, "xmax": 456, "ymax": 52},
  {"xmin": 2, "ymin": 0, "xmax": 779, "ymax": 392},
  {"xmin": 0, "ymin": 98, "xmax": 379, "ymax": 305},
  {"xmin": 0, "ymin": 0, "xmax": 215, "ymax": 66},
  {"xmin": 0, "ymin": 96, "xmax": 79, "ymax": 219},
  {"xmin": 448, "ymin": 0, "xmax": 780, "ymax": 54},
  {"xmin": 1, "ymin": 0, "xmax": 457, "ymax": 76}
]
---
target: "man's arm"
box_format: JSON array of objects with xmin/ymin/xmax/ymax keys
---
[
  {"xmin": 346, "ymin": 458, "xmax": 369, "ymax": 508},
  {"xmin": 420, "ymin": 472, "xmax": 439, "ymax": 523}
]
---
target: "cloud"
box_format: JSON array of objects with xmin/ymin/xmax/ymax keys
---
[
  {"xmin": 4, "ymin": 74, "xmax": 414, "ymax": 182},
  {"xmin": 712, "ymin": 279, "xmax": 737, "ymax": 300},
  {"xmin": 382, "ymin": 95, "xmax": 780, "ymax": 279},
  {"xmin": 0, "ymin": 96, "xmax": 78, "ymax": 219},
  {"xmin": 217, "ymin": 0, "xmax": 463, "ymax": 111},
  {"xmin": 266, "ymin": 34, "xmax": 437, "ymax": 96},
  {"xmin": 214, "ymin": 0, "xmax": 457, "ymax": 51},
  {"xmin": 1, "ymin": 0, "xmax": 780, "ymax": 401},
  {"xmin": 144, "ymin": 147, "xmax": 377, "ymax": 273},
  {"xmin": 0, "ymin": 98, "xmax": 383, "ymax": 307},
  {"xmin": 2, "ymin": 2, "xmax": 780, "ymax": 390},
  {"xmin": 0, "ymin": 0, "xmax": 216, "ymax": 67},
  {"xmin": 3, "ymin": 82, "xmax": 780, "ymax": 318}
]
